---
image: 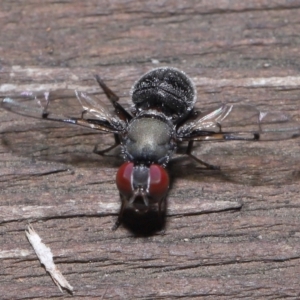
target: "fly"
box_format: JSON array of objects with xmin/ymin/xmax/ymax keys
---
[{"xmin": 2, "ymin": 67, "xmax": 300, "ymax": 229}]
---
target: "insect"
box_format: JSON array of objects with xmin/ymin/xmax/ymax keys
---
[{"xmin": 2, "ymin": 67, "xmax": 300, "ymax": 229}]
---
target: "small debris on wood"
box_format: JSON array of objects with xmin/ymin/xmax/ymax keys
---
[{"xmin": 25, "ymin": 224, "xmax": 74, "ymax": 293}]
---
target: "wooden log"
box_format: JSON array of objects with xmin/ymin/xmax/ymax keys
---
[{"xmin": 1, "ymin": 1, "xmax": 300, "ymax": 299}]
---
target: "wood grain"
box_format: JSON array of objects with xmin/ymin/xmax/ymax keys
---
[{"xmin": 1, "ymin": 1, "xmax": 300, "ymax": 299}]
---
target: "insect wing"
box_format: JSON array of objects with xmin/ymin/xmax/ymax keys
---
[
  {"xmin": 177, "ymin": 104, "xmax": 300, "ymax": 141},
  {"xmin": 2, "ymin": 89, "xmax": 124, "ymax": 133},
  {"xmin": 2, "ymin": 91, "xmax": 49, "ymax": 118},
  {"xmin": 75, "ymin": 90, "xmax": 125, "ymax": 130}
]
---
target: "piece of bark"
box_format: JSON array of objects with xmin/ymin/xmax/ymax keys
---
[{"xmin": 1, "ymin": 1, "xmax": 300, "ymax": 299}]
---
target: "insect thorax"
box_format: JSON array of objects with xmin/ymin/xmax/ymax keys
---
[{"xmin": 121, "ymin": 113, "xmax": 176, "ymax": 166}]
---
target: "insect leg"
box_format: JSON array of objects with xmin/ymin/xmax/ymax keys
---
[
  {"xmin": 157, "ymin": 196, "xmax": 167, "ymax": 232},
  {"xmin": 93, "ymin": 134, "xmax": 120, "ymax": 156},
  {"xmin": 186, "ymin": 140, "xmax": 220, "ymax": 170},
  {"xmin": 112, "ymin": 194, "xmax": 127, "ymax": 231},
  {"xmin": 95, "ymin": 75, "xmax": 132, "ymax": 121}
]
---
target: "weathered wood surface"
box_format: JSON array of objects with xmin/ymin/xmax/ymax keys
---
[{"xmin": 1, "ymin": 1, "xmax": 300, "ymax": 299}]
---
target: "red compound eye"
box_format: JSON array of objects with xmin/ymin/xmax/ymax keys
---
[
  {"xmin": 149, "ymin": 164, "xmax": 169, "ymax": 200},
  {"xmin": 116, "ymin": 162, "xmax": 134, "ymax": 197}
]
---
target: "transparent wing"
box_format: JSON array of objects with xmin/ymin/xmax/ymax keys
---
[
  {"xmin": 1, "ymin": 89, "xmax": 125, "ymax": 133},
  {"xmin": 177, "ymin": 104, "xmax": 300, "ymax": 141}
]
